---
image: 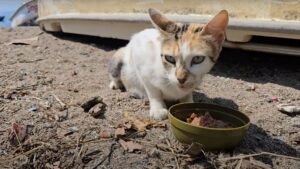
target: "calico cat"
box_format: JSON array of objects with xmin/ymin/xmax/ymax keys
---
[{"xmin": 108, "ymin": 8, "xmax": 229, "ymax": 120}]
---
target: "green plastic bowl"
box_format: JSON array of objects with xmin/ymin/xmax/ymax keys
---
[{"xmin": 168, "ymin": 103, "xmax": 250, "ymax": 150}]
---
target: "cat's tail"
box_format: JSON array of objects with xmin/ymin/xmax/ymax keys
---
[{"xmin": 108, "ymin": 47, "xmax": 125, "ymax": 90}]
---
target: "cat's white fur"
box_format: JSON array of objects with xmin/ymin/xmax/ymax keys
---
[
  {"xmin": 109, "ymin": 9, "xmax": 228, "ymax": 120},
  {"xmin": 110, "ymin": 29, "xmax": 215, "ymax": 120}
]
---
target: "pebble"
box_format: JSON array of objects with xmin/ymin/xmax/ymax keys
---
[
  {"xmin": 28, "ymin": 105, "xmax": 38, "ymax": 112},
  {"xmin": 68, "ymin": 126, "xmax": 79, "ymax": 132},
  {"xmin": 148, "ymin": 148, "xmax": 160, "ymax": 158},
  {"xmin": 81, "ymin": 96, "xmax": 103, "ymax": 112},
  {"xmin": 267, "ymin": 96, "xmax": 279, "ymax": 103},
  {"xmin": 246, "ymin": 84, "xmax": 256, "ymax": 91},
  {"xmin": 88, "ymin": 103, "xmax": 106, "ymax": 117},
  {"xmin": 291, "ymin": 117, "xmax": 300, "ymax": 127},
  {"xmin": 277, "ymin": 104, "xmax": 300, "ymax": 114},
  {"xmin": 55, "ymin": 109, "xmax": 68, "ymax": 122},
  {"xmin": 44, "ymin": 123, "xmax": 54, "ymax": 128}
]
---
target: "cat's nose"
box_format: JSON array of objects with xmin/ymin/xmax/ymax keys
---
[{"xmin": 177, "ymin": 77, "xmax": 187, "ymax": 84}]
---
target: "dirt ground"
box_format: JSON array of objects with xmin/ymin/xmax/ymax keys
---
[{"xmin": 0, "ymin": 27, "xmax": 299, "ymax": 169}]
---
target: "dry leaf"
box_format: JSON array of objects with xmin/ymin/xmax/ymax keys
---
[
  {"xmin": 7, "ymin": 123, "xmax": 28, "ymax": 145},
  {"xmin": 99, "ymin": 131, "xmax": 112, "ymax": 139},
  {"xmin": 115, "ymin": 127, "xmax": 126, "ymax": 138},
  {"xmin": 118, "ymin": 116, "xmax": 166, "ymax": 133},
  {"xmin": 131, "ymin": 118, "xmax": 151, "ymax": 132},
  {"xmin": 249, "ymin": 157, "xmax": 272, "ymax": 169},
  {"xmin": 152, "ymin": 122, "xmax": 167, "ymax": 129},
  {"xmin": 123, "ymin": 111, "xmax": 129, "ymax": 118},
  {"xmin": 88, "ymin": 103, "xmax": 106, "ymax": 117},
  {"xmin": 118, "ymin": 139, "xmax": 143, "ymax": 152},
  {"xmin": 122, "ymin": 120, "xmax": 132, "ymax": 129},
  {"xmin": 126, "ymin": 141, "xmax": 143, "ymax": 152},
  {"xmin": 184, "ymin": 142, "xmax": 204, "ymax": 156},
  {"xmin": 118, "ymin": 139, "xmax": 128, "ymax": 151}
]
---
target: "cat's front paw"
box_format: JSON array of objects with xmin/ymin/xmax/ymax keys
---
[{"xmin": 150, "ymin": 108, "xmax": 168, "ymax": 121}]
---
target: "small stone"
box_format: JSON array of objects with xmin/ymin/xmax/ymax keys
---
[
  {"xmin": 44, "ymin": 123, "xmax": 54, "ymax": 128},
  {"xmin": 72, "ymin": 71, "xmax": 78, "ymax": 76},
  {"xmin": 291, "ymin": 117, "xmax": 300, "ymax": 127},
  {"xmin": 88, "ymin": 103, "xmax": 106, "ymax": 117},
  {"xmin": 81, "ymin": 96, "xmax": 103, "ymax": 112},
  {"xmin": 0, "ymin": 149, "xmax": 7, "ymax": 155},
  {"xmin": 267, "ymin": 96, "xmax": 279, "ymax": 103},
  {"xmin": 114, "ymin": 127, "xmax": 126, "ymax": 138},
  {"xmin": 26, "ymin": 125, "xmax": 34, "ymax": 135},
  {"xmin": 148, "ymin": 148, "xmax": 160, "ymax": 158},
  {"xmin": 80, "ymin": 52, "xmax": 89, "ymax": 56},
  {"xmin": 99, "ymin": 131, "xmax": 112, "ymax": 138},
  {"xmin": 246, "ymin": 84, "xmax": 256, "ymax": 91},
  {"xmin": 277, "ymin": 104, "xmax": 300, "ymax": 114},
  {"xmin": 45, "ymin": 77, "xmax": 53, "ymax": 84},
  {"xmin": 68, "ymin": 126, "xmax": 79, "ymax": 133},
  {"xmin": 291, "ymin": 133, "xmax": 300, "ymax": 144},
  {"xmin": 28, "ymin": 105, "xmax": 38, "ymax": 112},
  {"xmin": 55, "ymin": 110, "xmax": 68, "ymax": 122}
]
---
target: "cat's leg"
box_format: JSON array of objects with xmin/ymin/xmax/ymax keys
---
[
  {"xmin": 142, "ymin": 81, "xmax": 168, "ymax": 120},
  {"xmin": 180, "ymin": 93, "xmax": 194, "ymax": 103},
  {"xmin": 108, "ymin": 47, "xmax": 125, "ymax": 90}
]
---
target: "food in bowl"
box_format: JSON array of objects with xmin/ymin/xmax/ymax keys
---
[
  {"xmin": 168, "ymin": 103, "xmax": 250, "ymax": 150},
  {"xmin": 186, "ymin": 112, "xmax": 233, "ymax": 128}
]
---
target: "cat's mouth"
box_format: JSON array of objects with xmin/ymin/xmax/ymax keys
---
[{"xmin": 178, "ymin": 83, "xmax": 194, "ymax": 90}]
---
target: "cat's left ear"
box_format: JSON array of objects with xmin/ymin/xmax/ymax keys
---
[
  {"xmin": 148, "ymin": 8, "xmax": 178, "ymax": 35},
  {"xmin": 202, "ymin": 10, "xmax": 229, "ymax": 46}
]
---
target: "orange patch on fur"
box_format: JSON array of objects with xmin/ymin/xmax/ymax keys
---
[{"xmin": 176, "ymin": 68, "xmax": 188, "ymax": 80}]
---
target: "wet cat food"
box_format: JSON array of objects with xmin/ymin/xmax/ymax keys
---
[{"xmin": 186, "ymin": 112, "xmax": 232, "ymax": 128}]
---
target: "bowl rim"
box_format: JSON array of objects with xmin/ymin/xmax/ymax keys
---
[{"xmin": 168, "ymin": 102, "xmax": 251, "ymax": 131}]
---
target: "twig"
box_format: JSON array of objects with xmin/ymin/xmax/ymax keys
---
[
  {"xmin": 59, "ymin": 138, "xmax": 113, "ymax": 150},
  {"xmin": 235, "ymin": 159, "xmax": 243, "ymax": 169},
  {"xmin": 19, "ymin": 58, "xmax": 44, "ymax": 63},
  {"xmin": 92, "ymin": 143, "xmax": 116, "ymax": 169},
  {"xmin": 125, "ymin": 131, "xmax": 145, "ymax": 139},
  {"xmin": 127, "ymin": 139, "xmax": 190, "ymax": 158},
  {"xmin": 0, "ymin": 105, "xmax": 4, "ymax": 112},
  {"xmin": 166, "ymin": 139, "xmax": 180, "ymax": 169},
  {"xmin": 218, "ymin": 152, "xmax": 300, "ymax": 162},
  {"xmin": 80, "ymin": 138, "xmax": 113, "ymax": 145},
  {"xmin": 72, "ymin": 131, "xmax": 84, "ymax": 164},
  {"xmin": 12, "ymin": 125, "xmax": 24, "ymax": 153},
  {"xmin": 0, "ymin": 145, "xmax": 45, "ymax": 163},
  {"xmin": 52, "ymin": 93, "xmax": 66, "ymax": 109}
]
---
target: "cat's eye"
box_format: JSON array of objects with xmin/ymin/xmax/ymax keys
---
[
  {"xmin": 164, "ymin": 55, "xmax": 176, "ymax": 64},
  {"xmin": 191, "ymin": 55, "xmax": 205, "ymax": 65}
]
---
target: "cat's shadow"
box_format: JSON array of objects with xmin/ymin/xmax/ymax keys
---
[
  {"xmin": 164, "ymin": 91, "xmax": 238, "ymax": 110},
  {"xmin": 192, "ymin": 91, "xmax": 239, "ymax": 110}
]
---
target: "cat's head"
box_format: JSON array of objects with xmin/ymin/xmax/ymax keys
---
[{"xmin": 149, "ymin": 8, "xmax": 228, "ymax": 91}]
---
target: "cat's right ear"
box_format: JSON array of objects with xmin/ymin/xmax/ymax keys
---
[{"xmin": 148, "ymin": 8, "xmax": 178, "ymax": 35}]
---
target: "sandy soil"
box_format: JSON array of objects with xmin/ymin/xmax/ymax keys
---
[{"xmin": 0, "ymin": 27, "xmax": 299, "ymax": 169}]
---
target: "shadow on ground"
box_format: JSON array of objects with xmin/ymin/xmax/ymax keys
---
[
  {"xmin": 51, "ymin": 33, "xmax": 300, "ymax": 90},
  {"xmin": 50, "ymin": 32, "xmax": 128, "ymax": 51},
  {"xmin": 192, "ymin": 92, "xmax": 299, "ymax": 167},
  {"xmin": 233, "ymin": 123, "xmax": 300, "ymax": 166},
  {"xmin": 212, "ymin": 48, "xmax": 300, "ymax": 90}
]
